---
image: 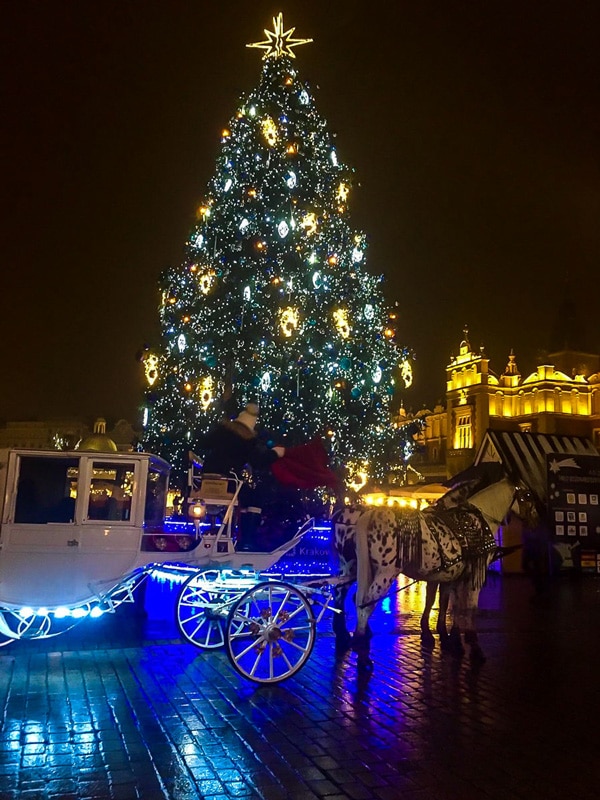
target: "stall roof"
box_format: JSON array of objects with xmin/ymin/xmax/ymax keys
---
[{"xmin": 474, "ymin": 430, "xmax": 599, "ymax": 503}]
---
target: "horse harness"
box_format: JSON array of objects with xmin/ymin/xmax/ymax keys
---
[{"xmin": 390, "ymin": 503, "xmax": 496, "ymax": 583}]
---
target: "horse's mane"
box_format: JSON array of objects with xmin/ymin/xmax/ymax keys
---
[{"xmin": 467, "ymin": 477, "xmax": 515, "ymax": 525}]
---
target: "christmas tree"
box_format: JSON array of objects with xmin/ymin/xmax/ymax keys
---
[{"xmin": 142, "ymin": 13, "xmax": 416, "ymax": 485}]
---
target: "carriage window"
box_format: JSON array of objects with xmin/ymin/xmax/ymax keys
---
[
  {"xmin": 144, "ymin": 466, "xmax": 168, "ymax": 528},
  {"xmin": 14, "ymin": 456, "xmax": 79, "ymax": 524},
  {"xmin": 87, "ymin": 462, "xmax": 135, "ymax": 521}
]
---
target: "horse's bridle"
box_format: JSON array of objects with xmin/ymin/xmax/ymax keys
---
[
  {"xmin": 479, "ymin": 484, "xmax": 536, "ymax": 528},
  {"xmin": 508, "ymin": 484, "xmax": 536, "ymax": 525}
]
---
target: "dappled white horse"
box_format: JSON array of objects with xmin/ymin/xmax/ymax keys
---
[{"xmin": 332, "ymin": 476, "xmax": 538, "ymax": 667}]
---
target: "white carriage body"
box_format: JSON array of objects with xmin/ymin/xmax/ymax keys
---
[
  {"xmin": 0, "ymin": 448, "xmax": 184, "ymax": 608},
  {"xmin": 0, "ymin": 448, "xmax": 332, "ymax": 683},
  {"xmin": 0, "ymin": 448, "xmax": 308, "ymax": 612}
]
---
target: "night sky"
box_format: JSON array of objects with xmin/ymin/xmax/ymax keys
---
[{"xmin": 1, "ymin": 1, "xmax": 598, "ymax": 425}]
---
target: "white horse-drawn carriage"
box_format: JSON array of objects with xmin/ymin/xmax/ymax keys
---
[{"xmin": 0, "ymin": 448, "xmax": 334, "ymax": 683}]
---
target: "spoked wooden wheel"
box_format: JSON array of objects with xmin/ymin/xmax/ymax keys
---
[
  {"xmin": 176, "ymin": 569, "xmax": 242, "ymax": 649},
  {"xmin": 225, "ymin": 581, "xmax": 316, "ymax": 684}
]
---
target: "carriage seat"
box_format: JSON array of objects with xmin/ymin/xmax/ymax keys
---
[{"xmin": 193, "ymin": 474, "xmax": 238, "ymax": 507}]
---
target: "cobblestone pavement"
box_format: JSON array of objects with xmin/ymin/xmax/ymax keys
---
[{"xmin": 1, "ymin": 573, "xmax": 599, "ymax": 800}]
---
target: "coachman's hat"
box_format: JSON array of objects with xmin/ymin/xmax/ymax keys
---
[{"xmin": 235, "ymin": 403, "xmax": 259, "ymax": 431}]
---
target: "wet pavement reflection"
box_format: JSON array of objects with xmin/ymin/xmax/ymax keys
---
[{"xmin": 1, "ymin": 573, "xmax": 600, "ymax": 799}]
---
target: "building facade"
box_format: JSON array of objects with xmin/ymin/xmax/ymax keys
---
[
  {"xmin": 0, "ymin": 418, "xmax": 139, "ymax": 453},
  {"xmin": 412, "ymin": 328, "xmax": 600, "ymax": 481}
]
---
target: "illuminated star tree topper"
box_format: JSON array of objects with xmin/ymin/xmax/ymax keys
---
[{"xmin": 247, "ymin": 12, "xmax": 313, "ymax": 59}]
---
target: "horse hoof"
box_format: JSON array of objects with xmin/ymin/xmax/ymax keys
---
[{"xmin": 420, "ymin": 632, "xmax": 435, "ymax": 650}]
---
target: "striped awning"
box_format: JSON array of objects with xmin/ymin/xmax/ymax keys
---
[{"xmin": 474, "ymin": 430, "xmax": 599, "ymax": 504}]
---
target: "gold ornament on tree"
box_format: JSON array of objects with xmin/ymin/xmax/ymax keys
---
[
  {"xmin": 336, "ymin": 182, "xmax": 349, "ymax": 203},
  {"xmin": 333, "ymin": 308, "xmax": 350, "ymax": 339},
  {"xmin": 144, "ymin": 354, "xmax": 159, "ymax": 386},
  {"xmin": 279, "ymin": 306, "xmax": 299, "ymax": 338},
  {"xmin": 199, "ymin": 376, "xmax": 214, "ymax": 411},
  {"xmin": 300, "ymin": 212, "xmax": 317, "ymax": 235},
  {"xmin": 400, "ymin": 359, "xmax": 413, "ymax": 388},
  {"xmin": 261, "ymin": 116, "xmax": 278, "ymax": 146},
  {"xmin": 198, "ymin": 269, "xmax": 216, "ymax": 295}
]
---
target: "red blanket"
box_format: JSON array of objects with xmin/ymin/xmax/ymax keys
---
[{"xmin": 271, "ymin": 438, "xmax": 340, "ymax": 490}]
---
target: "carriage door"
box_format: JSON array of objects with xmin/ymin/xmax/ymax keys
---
[
  {"xmin": 0, "ymin": 454, "xmax": 81, "ymax": 607},
  {"xmin": 79, "ymin": 458, "xmax": 142, "ymax": 580}
]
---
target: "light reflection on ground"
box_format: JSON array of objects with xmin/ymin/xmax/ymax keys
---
[{"xmin": 3, "ymin": 572, "xmax": 589, "ymax": 799}]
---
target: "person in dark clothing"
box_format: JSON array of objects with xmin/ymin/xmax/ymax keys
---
[
  {"xmin": 195, "ymin": 403, "xmax": 284, "ymax": 549},
  {"xmin": 199, "ymin": 403, "xmax": 282, "ymax": 476}
]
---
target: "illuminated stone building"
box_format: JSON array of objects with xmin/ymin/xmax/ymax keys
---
[
  {"xmin": 0, "ymin": 418, "xmax": 138, "ymax": 453},
  {"xmin": 412, "ymin": 326, "xmax": 600, "ymax": 481}
]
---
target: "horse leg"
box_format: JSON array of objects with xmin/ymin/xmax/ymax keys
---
[
  {"xmin": 353, "ymin": 566, "xmax": 398, "ymax": 669},
  {"xmin": 448, "ymin": 624, "xmax": 465, "ymax": 657},
  {"xmin": 331, "ymin": 544, "xmax": 355, "ymax": 651},
  {"xmin": 436, "ymin": 583, "xmax": 453, "ymax": 652},
  {"xmin": 442, "ymin": 585, "xmax": 465, "ymax": 657},
  {"xmin": 449, "ymin": 583, "xmax": 486, "ymax": 661},
  {"xmin": 420, "ymin": 582, "xmax": 438, "ymax": 649},
  {"xmin": 332, "ymin": 577, "xmax": 353, "ymax": 652},
  {"xmin": 462, "ymin": 596, "xmax": 486, "ymax": 664}
]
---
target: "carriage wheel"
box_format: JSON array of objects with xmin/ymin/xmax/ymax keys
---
[
  {"xmin": 225, "ymin": 581, "xmax": 316, "ymax": 684},
  {"xmin": 176, "ymin": 569, "xmax": 240, "ymax": 649}
]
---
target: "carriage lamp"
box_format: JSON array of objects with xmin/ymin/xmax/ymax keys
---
[
  {"xmin": 190, "ymin": 501, "xmax": 207, "ymax": 536},
  {"xmin": 190, "ymin": 501, "xmax": 207, "ymax": 520}
]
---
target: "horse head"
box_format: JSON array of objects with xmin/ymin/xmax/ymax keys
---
[{"xmin": 509, "ymin": 482, "xmax": 540, "ymax": 529}]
